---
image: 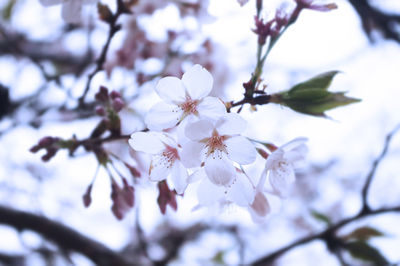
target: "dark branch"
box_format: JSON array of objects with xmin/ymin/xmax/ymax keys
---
[
  {"xmin": 360, "ymin": 124, "xmax": 400, "ymax": 213},
  {"xmin": 251, "ymin": 206, "xmax": 400, "ymax": 266},
  {"xmin": 348, "ymin": 0, "xmax": 400, "ymax": 42},
  {"xmin": 0, "ymin": 205, "xmax": 136, "ymax": 266},
  {"xmin": 78, "ymin": 0, "xmax": 131, "ymax": 107}
]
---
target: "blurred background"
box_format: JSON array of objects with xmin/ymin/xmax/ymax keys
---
[{"xmin": 1, "ymin": 0, "xmax": 400, "ymax": 265}]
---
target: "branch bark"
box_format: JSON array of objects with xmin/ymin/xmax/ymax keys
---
[{"xmin": 0, "ymin": 205, "xmax": 136, "ymax": 266}]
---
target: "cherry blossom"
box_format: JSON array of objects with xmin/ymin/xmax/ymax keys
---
[
  {"xmin": 39, "ymin": 0, "xmax": 97, "ymax": 24},
  {"xmin": 129, "ymin": 132, "xmax": 188, "ymax": 194},
  {"xmin": 264, "ymin": 137, "xmax": 308, "ymax": 197},
  {"xmin": 145, "ymin": 64, "xmax": 226, "ymax": 131},
  {"xmin": 181, "ymin": 113, "xmax": 257, "ymax": 186}
]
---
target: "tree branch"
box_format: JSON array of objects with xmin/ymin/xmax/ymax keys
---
[
  {"xmin": 78, "ymin": 0, "xmax": 131, "ymax": 107},
  {"xmin": 0, "ymin": 205, "xmax": 136, "ymax": 266},
  {"xmin": 251, "ymin": 206, "xmax": 400, "ymax": 266},
  {"xmin": 360, "ymin": 124, "xmax": 400, "ymax": 213}
]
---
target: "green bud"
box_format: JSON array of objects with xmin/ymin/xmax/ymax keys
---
[{"xmin": 272, "ymin": 71, "xmax": 361, "ymax": 117}]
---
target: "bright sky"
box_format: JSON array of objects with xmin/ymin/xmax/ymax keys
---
[{"xmin": 1, "ymin": 0, "xmax": 400, "ymax": 265}]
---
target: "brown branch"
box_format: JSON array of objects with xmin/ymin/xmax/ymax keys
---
[
  {"xmin": 251, "ymin": 206, "xmax": 400, "ymax": 266},
  {"xmin": 348, "ymin": 0, "xmax": 400, "ymax": 42},
  {"xmin": 251, "ymin": 125, "xmax": 400, "ymax": 265},
  {"xmin": 78, "ymin": 0, "xmax": 131, "ymax": 107},
  {"xmin": 0, "ymin": 205, "xmax": 136, "ymax": 266},
  {"xmin": 360, "ymin": 124, "xmax": 400, "ymax": 213}
]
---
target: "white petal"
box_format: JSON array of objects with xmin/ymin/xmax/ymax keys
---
[
  {"xmin": 225, "ymin": 136, "xmax": 256, "ymax": 165},
  {"xmin": 197, "ymin": 179, "xmax": 225, "ymax": 206},
  {"xmin": 170, "ymin": 162, "xmax": 188, "ymax": 195},
  {"xmin": 226, "ymin": 175, "xmax": 255, "ymax": 207},
  {"xmin": 281, "ymin": 137, "xmax": 308, "ymax": 152},
  {"xmin": 269, "ymin": 163, "xmax": 296, "ymax": 197},
  {"xmin": 145, "ymin": 102, "xmax": 183, "ymax": 131},
  {"xmin": 39, "ymin": 0, "xmax": 65, "ymax": 6},
  {"xmin": 149, "ymin": 154, "xmax": 171, "ymax": 181},
  {"xmin": 197, "ymin": 97, "xmax": 227, "ymax": 121},
  {"xmin": 155, "ymin": 77, "xmax": 186, "ymax": 104},
  {"xmin": 182, "ymin": 64, "xmax": 213, "ymax": 100},
  {"xmin": 284, "ymin": 144, "xmax": 308, "ymax": 165},
  {"xmin": 248, "ymin": 191, "xmax": 270, "ymax": 223},
  {"xmin": 204, "ymin": 151, "xmax": 235, "ymax": 186},
  {"xmin": 62, "ymin": 1, "xmax": 82, "ymax": 24},
  {"xmin": 129, "ymin": 132, "xmax": 165, "ymax": 154},
  {"xmin": 180, "ymin": 141, "xmax": 205, "ymax": 168},
  {"xmin": 188, "ymin": 168, "xmax": 207, "ymax": 183},
  {"xmin": 185, "ymin": 120, "xmax": 214, "ymax": 141},
  {"xmin": 216, "ymin": 113, "xmax": 247, "ymax": 136},
  {"xmin": 265, "ymin": 150, "xmax": 284, "ymax": 170}
]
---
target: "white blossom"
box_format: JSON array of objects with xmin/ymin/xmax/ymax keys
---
[
  {"xmin": 145, "ymin": 64, "xmax": 226, "ymax": 131},
  {"xmin": 129, "ymin": 132, "xmax": 188, "ymax": 194},
  {"xmin": 39, "ymin": 0, "xmax": 97, "ymax": 24},
  {"xmin": 264, "ymin": 137, "xmax": 308, "ymax": 197},
  {"xmin": 181, "ymin": 113, "xmax": 257, "ymax": 186}
]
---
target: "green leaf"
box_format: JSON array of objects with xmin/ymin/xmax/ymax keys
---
[
  {"xmin": 272, "ymin": 70, "xmax": 361, "ymax": 117},
  {"xmin": 2, "ymin": 0, "xmax": 16, "ymax": 21},
  {"xmin": 288, "ymin": 71, "xmax": 340, "ymax": 93},
  {"xmin": 342, "ymin": 227, "xmax": 384, "ymax": 241},
  {"xmin": 345, "ymin": 241, "xmax": 389, "ymax": 266},
  {"xmin": 281, "ymin": 91, "xmax": 360, "ymax": 117},
  {"xmin": 310, "ymin": 209, "xmax": 331, "ymax": 225}
]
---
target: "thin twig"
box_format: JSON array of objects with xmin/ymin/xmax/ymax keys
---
[
  {"xmin": 360, "ymin": 124, "xmax": 400, "ymax": 213},
  {"xmin": 251, "ymin": 206, "xmax": 400, "ymax": 266},
  {"xmin": 78, "ymin": 0, "xmax": 131, "ymax": 107}
]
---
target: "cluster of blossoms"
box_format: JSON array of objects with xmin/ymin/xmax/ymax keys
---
[{"xmin": 129, "ymin": 65, "xmax": 307, "ymax": 222}]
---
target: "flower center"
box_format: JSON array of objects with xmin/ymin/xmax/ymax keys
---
[
  {"xmin": 179, "ymin": 97, "xmax": 199, "ymax": 115},
  {"xmin": 205, "ymin": 130, "xmax": 227, "ymax": 156},
  {"xmin": 162, "ymin": 145, "xmax": 180, "ymax": 167}
]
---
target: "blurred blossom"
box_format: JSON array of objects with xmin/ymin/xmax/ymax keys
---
[
  {"xmin": 39, "ymin": 0, "xmax": 98, "ymax": 24},
  {"xmin": 264, "ymin": 137, "xmax": 308, "ymax": 197}
]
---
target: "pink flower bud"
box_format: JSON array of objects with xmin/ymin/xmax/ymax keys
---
[
  {"xmin": 95, "ymin": 106, "xmax": 106, "ymax": 116},
  {"xmin": 112, "ymin": 97, "xmax": 125, "ymax": 112},
  {"xmin": 110, "ymin": 90, "xmax": 121, "ymax": 100}
]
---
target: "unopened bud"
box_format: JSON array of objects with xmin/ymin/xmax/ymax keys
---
[
  {"xmin": 110, "ymin": 90, "xmax": 121, "ymax": 100},
  {"xmin": 112, "ymin": 97, "xmax": 125, "ymax": 112},
  {"xmin": 95, "ymin": 86, "xmax": 109, "ymax": 102},
  {"xmin": 95, "ymin": 106, "xmax": 106, "ymax": 116}
]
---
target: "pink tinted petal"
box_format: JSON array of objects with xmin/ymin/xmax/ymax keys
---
[
  {"xmin": 197, "ymin": 97, "xmax": 227, "ymax": 121},
  {"xmin": 269, "ymin": 164, "xmax": 295, "ymax": 198},
  {"xmin": 145, "ymin": 102, "xmax": 183, "ymax": 131},
  {"xmin": 216, "ymin": 113, "xmax": 247, "ymax": 136},
  {"xmin": 226, "ymin": 175, "xmax": 255, "ymax": 207},
  {"xmin": 180, "ymin": 141, "xmax": 205, "ymax": 168},
  {"xmin": 197, "ymin": 179, "xmax": 225, "ymax": 206},
  {"xmin": 129, "ymin": 132, "xmax": 165, "ymax": 154},
  {"xmin": 62, "ymin": 1, "xmax": 82, "ymax": 23},
  {"xmin": 182, "ymin": 65, "xmax": 213, "ymax": 100},
  {"xmin": 185, "ymin": 120, "xmax": 214, "ymax": 141},
  {"xmin": 248, "ymin": 191, "xmax": 270, "ymax": 223},
  {"xmin": 170, "ymin": 162, "xmax": 188, "ymax": 195},
  {"xmin": 204, "ymin": 151, "xmax": 235, "ymax": 186},
  {"xmin": 225, "ymin": 136, "xmax": 256, "ymax": 165},
  {"xmin": 149, "ymin": 154, "xmax": 171, "ymax": 181},
  {"xmin": 155, "ymin": 77, "xmax": 186, "ymax": 104}
]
